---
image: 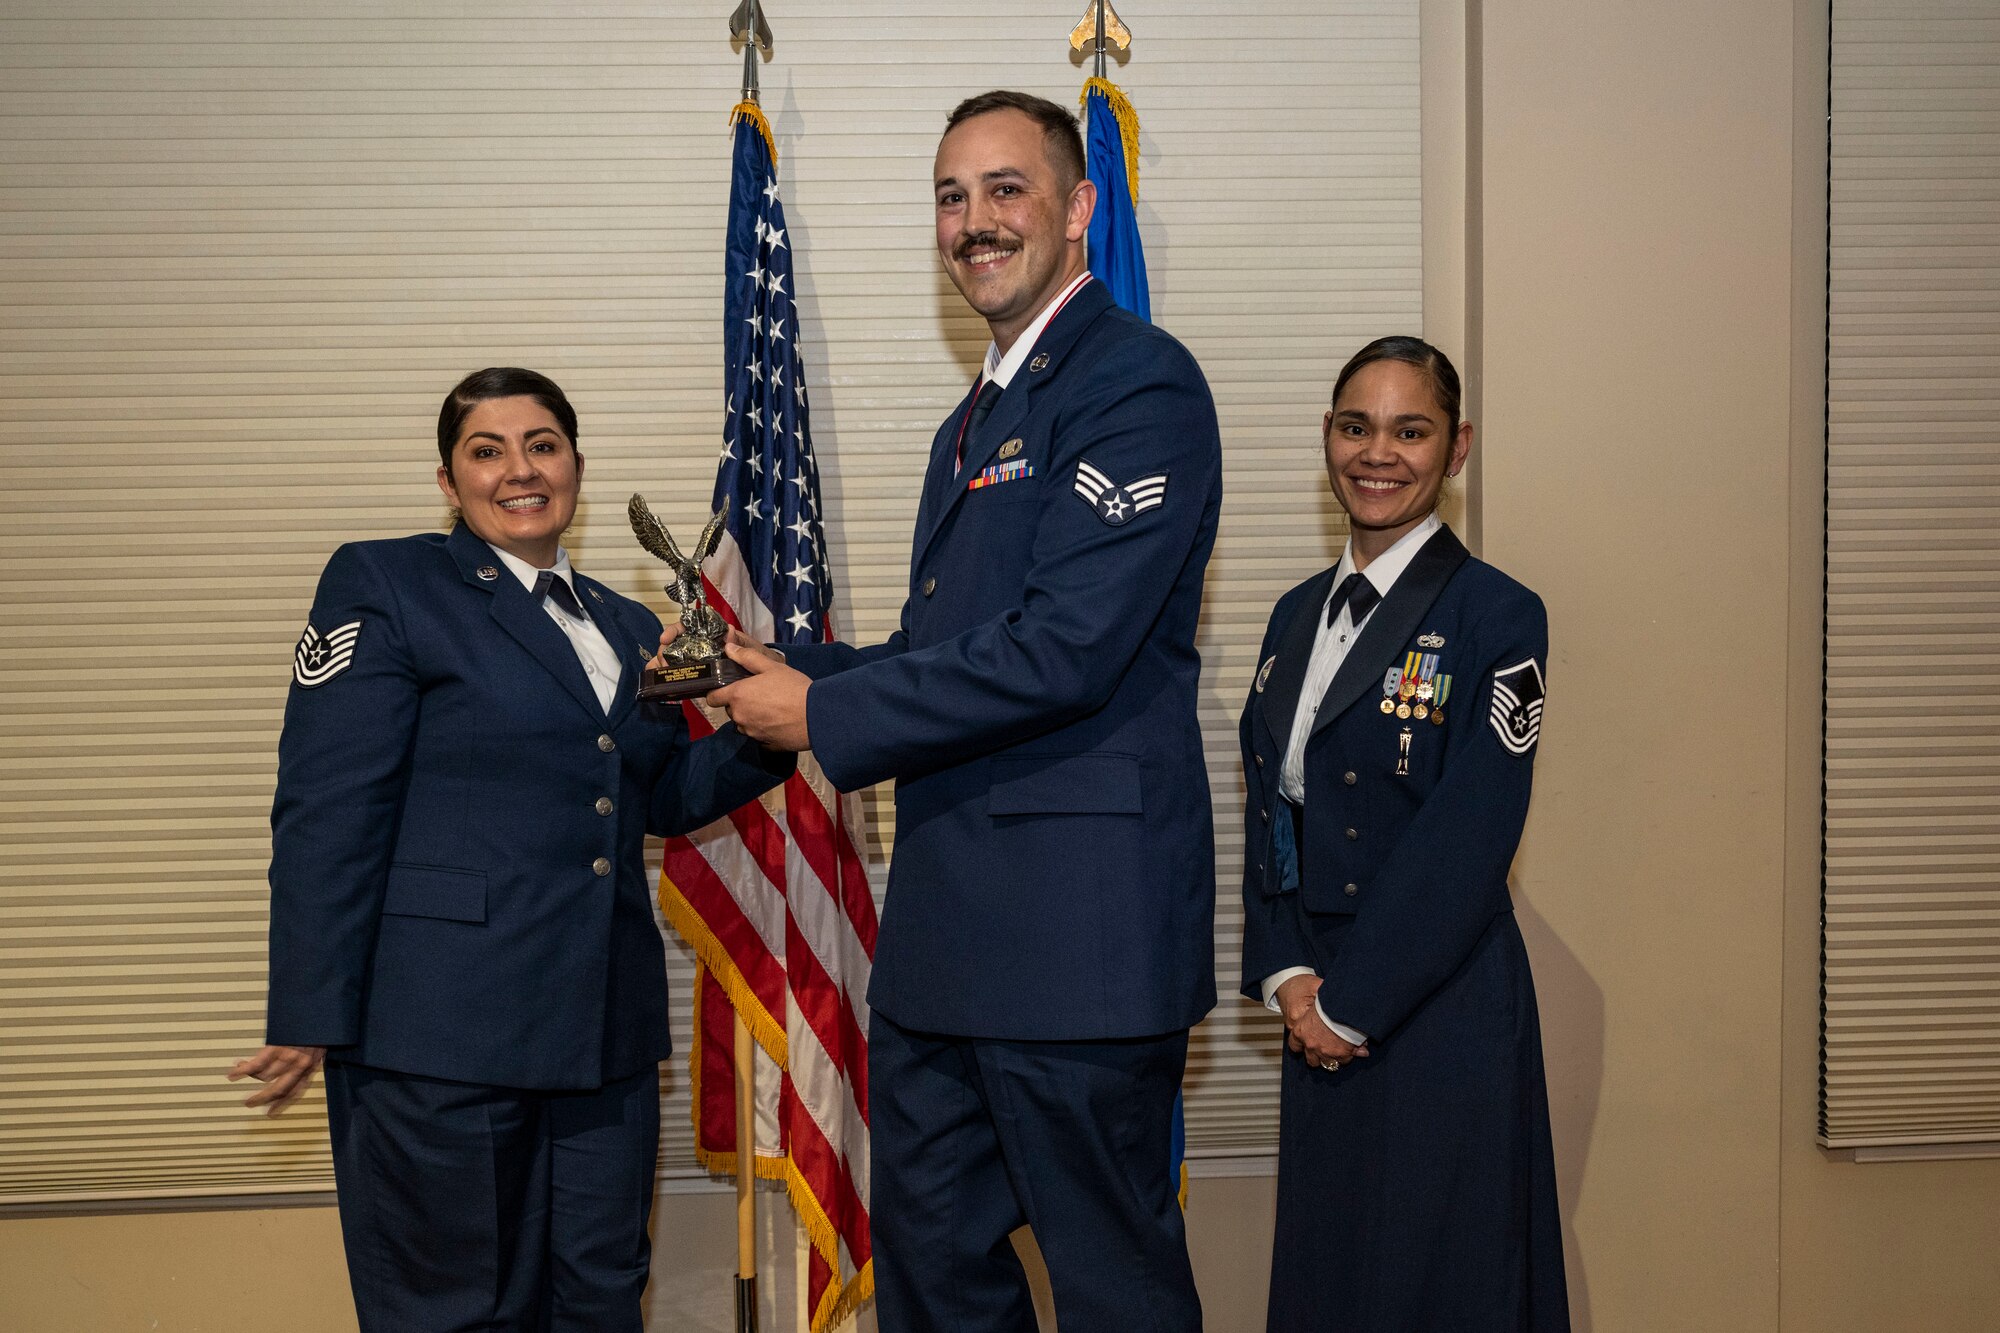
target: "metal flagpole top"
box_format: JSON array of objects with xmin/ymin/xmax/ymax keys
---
[
  {"xmin": 1069, "ymin": 0, "xmax": 1132, "ymax": 80},
  {"xmin": 729, "ymin": 0, "xmax": 774, "ymax": 103}
]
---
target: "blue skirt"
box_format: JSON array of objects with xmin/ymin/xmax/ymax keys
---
[{"xmin": 1266, "ymin": 910, "xmax": 1569, "ymax": 1332}]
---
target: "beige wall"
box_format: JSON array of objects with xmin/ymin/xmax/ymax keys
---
[
  {"xmin": 1476, "ymin": 1, "xmax": 2000, "ymax": 1331},
  {"xmin": 6, "ymin": 3, "xmax": 2000, "ymax": 1331}
]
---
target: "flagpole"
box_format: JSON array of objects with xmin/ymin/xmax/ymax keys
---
[
  {"xmin": 733, "ymin": 1012, "xmax": 759, "ymax": 1333},
  {"xmin": 720, "ymin": 9, "xmax": 774, "ymax": 1327}
]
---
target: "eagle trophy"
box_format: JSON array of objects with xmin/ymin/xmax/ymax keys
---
[{"xmin": 627, "ymin": 493, "xmax": 746, "ymax": 700}]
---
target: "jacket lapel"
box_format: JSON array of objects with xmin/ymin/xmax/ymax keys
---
[
  {"xmin": 1309, "ymin": 525, "xmax": 1470, "ymax": 739},
  {"xmin": 1260, "ymin": 566, "xmax": 1341, "ymax": 755},
  {"xmin": 910, "ymin": 383, "xmax": 980, "ymax": 570},
  {"xmin": 572, "ymin": 571, "xmax": 652, "ymax": 730},
  {"xmin": 912, "ymin": 281, "xmax": 1115, "ymax": 572},
  {"xmin": 447, "ymin": 525, "xmax": 606, "ymax": 723}
]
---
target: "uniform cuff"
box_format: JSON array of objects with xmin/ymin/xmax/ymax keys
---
[{"xmin": 1260, "ymin": 966, "xmax": 1317, "ymax": 1010}]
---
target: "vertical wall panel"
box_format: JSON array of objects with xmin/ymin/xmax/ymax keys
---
[{"xmin": 1825, "ymin": 2, "xmax": 2000, "ymax": 1149}]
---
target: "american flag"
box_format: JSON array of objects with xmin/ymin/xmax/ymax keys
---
[{"xmin": 658, "ymin": 101, "xmax": 878, "ymax": 1332}]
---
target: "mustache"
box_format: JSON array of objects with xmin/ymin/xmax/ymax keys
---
[{"xmin": 954, "ymin": 231, "xmax": 1020, "ymax": 261}]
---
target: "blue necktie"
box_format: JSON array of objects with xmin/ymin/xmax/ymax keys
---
[
  {"xmin": 955, "ymin": 379, "xmax": 1003, "ymax": 476},
  {"xmin": 535, "ymin": 569, "xmax": 589, "ymax": 621},
  {"xmin": 1325, "ymin": 571, "xmax": 1380, "ymax": 629}
]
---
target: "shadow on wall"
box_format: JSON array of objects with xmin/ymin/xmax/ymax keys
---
[{"xmin": 1513, "ymin": 881, "xmax": 1603, "ymax": 1332}]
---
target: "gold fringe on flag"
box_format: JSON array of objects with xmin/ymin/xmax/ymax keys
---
[
  {"xmin": 1079, "ymin": 76, "xmax": 1140, "ymax": 201},
  {"xmin": 730, "ymin": 99, "xmax": 778, "ymax": 164},
  {"xmin": 682, "ymin": 961, "xmax": 795, "ymax": 1182}
]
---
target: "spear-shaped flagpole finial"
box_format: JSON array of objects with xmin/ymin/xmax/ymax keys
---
[
  {"xmin": 1069, "ymin": 0, "xmax": 1132, "ymax": 80},
  {"xmin": 729, "ymin": 0, "xmax": 774, "ymax": 103}
]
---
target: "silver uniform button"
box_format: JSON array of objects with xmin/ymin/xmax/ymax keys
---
[
  {"xmin": 921, "ymin": 577, "xmax": 937, "ymax": 597},
  {"xmin": 595, "ymin": 797, "xmax": 614, "ymax": 816},
  {"xmin": 593, "ymin": 857, "xmax": 612, "ymax": 877},
  {"xmin": 1346, "ymin": 827, "xmax": 1359, "ymax": 841},
  {"xmin": 1343, "ymin": 771, "xmax": 1357, "ymax": 786},
  {"xmin": 598, "ymin": 734, "xmax": 616, "ymax": 753},
  {"xmin": 1344, "ymin": 882, "xmax": 1359, "ymax": 897},
  {"xmin": 1255, "ymin": 755, "xmax": 1265, "ymax": 768}
]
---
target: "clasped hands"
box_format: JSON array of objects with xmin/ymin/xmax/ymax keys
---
[
  {"xmin": 1274, "ymin": 974, "xmax": 1370, "ymax": 1071},
  {"xmin": 652, "ymin": 624, "xmax": 813, "ymax": 752}
]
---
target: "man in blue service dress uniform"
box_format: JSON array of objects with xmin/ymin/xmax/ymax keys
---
[{"xmin": 710, "ymin": 91, "xmax": 1221, "ymax": 1331}]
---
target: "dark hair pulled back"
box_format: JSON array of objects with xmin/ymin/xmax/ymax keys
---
[
  {"xmin": 1330, "ymin": 336, "xmax": 1462, "ymax": 433},
  {"xmin": 436, "ymin": 367, "xmax": 579, "ymax": 472}
]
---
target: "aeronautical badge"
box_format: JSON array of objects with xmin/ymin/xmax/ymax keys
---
[
  {"xmin": 1489, "ymin": 657, "xmax": 1546, "ymax": 755},
  {"xmin": 1255, "ymin": 655, "xmax": 1276, "ymax": 693},
  {"xmin": 1418, "ymin": 632, "xmax": 1445, "ymax": 649},
  {"xmin": 293, "ymin": 619, "xmax": 362, "ymax": 688},
  {"xmin": 1073, "ymin": 459, "xmax": 1167, "ymax": 526},
  {"xmin": 997, "ymin": 438, "xmax": 1023, "ymax": 460}
]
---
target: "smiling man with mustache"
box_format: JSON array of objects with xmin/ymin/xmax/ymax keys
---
[{"xmin": 706, "ymin": 90, "xmax": 1222, "ymax": 1331}]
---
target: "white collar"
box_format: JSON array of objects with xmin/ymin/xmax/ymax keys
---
[
  {"xmin": 980, "ymin": 271, "xmax": 1094, "ymax": 390},
  {"xmin": 1332, "ymin": 512, "xmax": 1442, "ymax": 602},
  {"xmin": 488, "ymin": 541, "xmax": 578, "ymax": 596}
]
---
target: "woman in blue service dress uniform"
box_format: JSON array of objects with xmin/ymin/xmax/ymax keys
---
[
  {"xmin": 1240, "ymin": 337, "xmax": 1569, "ymax": 1331},
  {"xmin": 228, "ymin": 368, "xmax": 792, "ymax": 1332}
]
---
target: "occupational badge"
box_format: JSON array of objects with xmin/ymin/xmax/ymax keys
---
[
  {"xmin": 1395, "ymin": 726, "xmax": 1414, "ymax": 777},
  {"xmin": 1417, "ymin": 632, "xmax": 1445, "ymax": 649},
  {"xmin": 997, "ymin": 438, "xmax": 1024, "ymax": 460},
  {"xmin": 1489, "ymin": 657, "xmax": 1546, "ymax": 755},
  {"xmin": 1073, "ymin": 459, "xmax": 1167, "ymax": 527},
  {"xmin": 292, "ymin": 619, "xmax": 361, "ymax": 689}
]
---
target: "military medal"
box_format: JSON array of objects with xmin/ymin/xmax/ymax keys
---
[
  {"xmin": 1430, "ymin": 673, "xmax": 1452, "ymax": 725},
  {"xmin": 1412, "ymin": 653, "xmax": 1440, "ymax": 720},
  {"xmin": 1396, "ymin": 654, "xmax": 1419, "ymax": 719},
  {"xmin": 1380, "ymin": 666, "xmax": 1403, "ymax": 715}
]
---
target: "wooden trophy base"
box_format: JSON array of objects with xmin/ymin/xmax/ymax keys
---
[{"xmin": 638, "ymin": 656, "xmax": 749, "ymax": 703}]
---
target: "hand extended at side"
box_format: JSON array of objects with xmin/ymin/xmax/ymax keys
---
[{"xmin": 227, "ymin": 1044, "xmax": 327, "ymax": 1116}]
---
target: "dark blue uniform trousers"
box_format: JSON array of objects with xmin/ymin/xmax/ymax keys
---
[
  {"xmin": 870, "ymin": 1011, "xmax": 1202, "ymax": 1332},
  {"xmin": 324, "ymin": 1061, "xmax": 661, "ymax": 1333}
]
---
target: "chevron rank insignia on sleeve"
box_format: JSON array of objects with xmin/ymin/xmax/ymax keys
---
[
  {"xmin": 1489, "ymin": 657, "xmax": 1545, "ymax": 755},
  {"xmin": 293, "ymin": 619, "xmax": 362, "ymax": 688},
  {"xmin": 1073, "ymin": 459, "xmax": 1168, "ymax": 527}
]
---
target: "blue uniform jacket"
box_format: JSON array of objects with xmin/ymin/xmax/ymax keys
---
[
  {"xmin": 1238, "ymin": 526, "xmax": 1549, "ymax": 1042},
  {"xmin": 264, "ymin": 523, "xmax": 792, "ymax": 1090},
  {"xmin": 783, "ymin": 281, "xmax": 1222, "ymax": 1041}
]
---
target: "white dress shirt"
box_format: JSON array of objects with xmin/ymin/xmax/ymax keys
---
[
  {"xmin": 1261, "ymin": 513, "xmax": 1443, "ymax": 1046},
  {"xmin": 980, "ymin": 270, "xmax": 1095, "ymax": 391},
  {"xmin": 490, "ymin": 544, "xmax": 624, "ymax": 714}
]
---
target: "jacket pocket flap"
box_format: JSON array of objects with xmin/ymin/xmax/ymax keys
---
[
  {"xmin": 988, "ymin": 753, "xmax": 1142, "ymax": 816},
  {"xmin": 383, "ymin": 864, "xmax": 487, "ymax": 922}
]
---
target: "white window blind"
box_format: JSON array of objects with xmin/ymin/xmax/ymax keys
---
[
  {"xmin": 0, "ymin": 0, "xmax": 1420, "ymax": 1203},
  {"xmin": 1823, "ymin": 1, "xmax": 2000, "ymax": 1150}
]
